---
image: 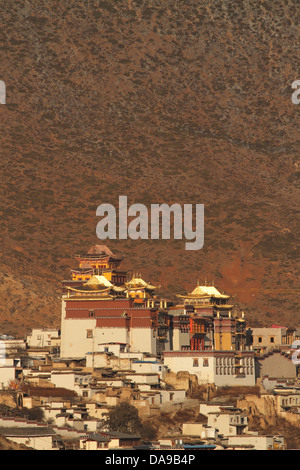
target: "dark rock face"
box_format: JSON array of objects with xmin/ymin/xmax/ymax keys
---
[{"xmin": 0, "ymin": 1, "xmax": 299, "ymax": 335}]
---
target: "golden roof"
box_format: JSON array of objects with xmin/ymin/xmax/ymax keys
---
[
  {"xmin": 85, "ymin": 275, "xmax": 113, "ymax": 288},
  {"xmin": 65, "ymin": 275, "xmax": 125, "ymax": 294},
  {"xmin": 125, "ymin": 276, "xmax": 156, "ymax": 290},
  {"xmin": 177, "ymin": 283, "xmax": 230, "ymax": 300}
]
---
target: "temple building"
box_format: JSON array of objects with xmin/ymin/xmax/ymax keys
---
[
  {"xmin": 163, "ymin": 282, "xmax": 255, "ymax": 387},
  {"xmin": 66, "ymin": 245, "xmax": 127, "ymax": 287},
  {"xmin": 60, "ymin": 246, "xmax": 170, "ymax": 358},
  {"xmin": 175, "ymin": 282, "xmax": 249, "ymax": 352},
  {"xmin": 125, "ymin": 275, "xmax": 157, "ymax": 301}
]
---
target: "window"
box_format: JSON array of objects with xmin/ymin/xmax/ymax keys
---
[
  {"xmin": 270, "ymin": 337, "xmax": 275, "ymax": 343},
  {"xmin": 258, "ymin": 337, "xmax": 262, "ymax": 343},
  {"xmin": 86, "ymin": 329, "xmax": 93, "ymax": 338},
  {"xmin": 193, "ymin": 358, "xmax": 199, "ymax": 367},
  {"xmin": 203, "ymin": 358, "xmax": 209, "ymax": 367},
  {"xmin": 88, "ymin": 310, "xmax": 95, "ymax": 318}
]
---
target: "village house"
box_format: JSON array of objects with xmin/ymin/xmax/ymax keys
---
[
  {"xmin": 26, "ymin": 329, "xmax": 60, "ymax": 350},
  {"xmin": 0, "ymin": 417, "xmax": 58, "ymax": 450},
  {"xmin": 261, "ymin": 376, "xmax": 297, "ymax": 391},
  {"xmin": 275, "ymin": 388, "xmax": 300, "ymax": 413},
  {"xmin": 79, "ymin": 433, "xmax": 110, "ymax": 450},
  {"xmin": 0, "ymin": 336, "xmax": 26, "ymax": 354},
  {"xmin": 79, "ymin": 431, "xmax": 141, "ymax": 450},
  {"xmin": 123, "ymin": 372, "xmax": 160, "ymax": 388},
  {"xmin": 251, "ymin": 326, "xmax": 300, "ymax": 353},
  {"xmin": 206, "ymin": 409, "xmax": 248, "ymax": 436},
  {"xmin": 0, "ymin": 357, "xmax": 22, "ymax": 390},
  {"xmin": 130, "ymin": 360, "xmax": 168, "ymax": 380},
  {"xmin": 85, "ymin": 402, "xmax": 112, "ymax": 421},
  {"xmin": 18, "ymin": 384, "xmax": 78, "ymax": 408},
  {"xmin": 198, "ymin": 403, "xmax": 249, "ymax": 437},
  {"xmin": 182, "ymin": 422, "xmax": 218, "ymax": 440},
  {"xmin": 50, "ymin": 370, "xmax": 92, "ymax": 398},
  {"xmin": 0, "ymin": 425, "xmax": 58, "ymax": 450},
  {"xmin": 221, "ymin": 434, "xmax": 285, "ymax": 450},
  {"xmin": 97, "ymin": 430, "xmax": 142, "ymax": 449},
  {"xmin": 85, "ymin": 343, "xmax": 145, "ymax": 370}
]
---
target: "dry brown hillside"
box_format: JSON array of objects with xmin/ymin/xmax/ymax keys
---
[{"xmin": 0, "ymin": 0, "xmax": 299, "ymax": 336}]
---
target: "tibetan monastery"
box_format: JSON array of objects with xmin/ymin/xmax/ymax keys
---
[{"xmin": 60, "ymin": 246, "xmax": 251, "ymax": 359}]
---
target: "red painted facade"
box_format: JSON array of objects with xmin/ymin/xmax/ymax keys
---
[{"xmin": 65, "ymin": 298, "xmax": 157, "ymax": 329}]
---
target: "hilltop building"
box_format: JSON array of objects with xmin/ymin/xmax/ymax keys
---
[{"xmin": 62, "ymin": 245, "xmax": 127, "ymax": 292}]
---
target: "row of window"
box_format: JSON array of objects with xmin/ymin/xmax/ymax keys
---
[
  {"xmin": 216, "ymin": 366, "xmax": 254, "ymax": 375},
  {"xmin": 281, "ymin": 397, "xmax": 300, "ymax": 406},
  {"xmin": 191, "ymin": 358, "xmax": 254, "ymax": 372},
  {"xmin": 216, "ymin": 357, "xmax": 253, "ymax": 366}
]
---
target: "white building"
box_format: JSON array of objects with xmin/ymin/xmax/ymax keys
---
[
  {"xmin": 85, "ymin": 343, "xmax": 145, "ymax": 369},
  {"xmin": 207, "ymin": 410, "xmax": 248, "ymax": 436},
  {"xmin": 0, "ymin": 337, "xmax": 26, "ymax": 354},
  {"xmin": 0, "ymin": 417, "xmax": 57, "ymax": 450},
  {"xmin": 163, "ymin": 351, "xmax": 256, "ymax": 387},
  {"xmin": 223, "ymin": 434, "xmax": 285, "ymax": 450},
  {"xmin": 182, "ymin": 423, "xmax": 218, "ymax": 440},
  {"xmin": 0, "ymin": 358, "xmax": 20, "ymax": 390},
  {"xmin": 50, "ymin": 370, "xmax": 92, "ymax": 397},
  {"xmin": 27, "ymin": 329, "xmax": 60, "ymax": 349},
  {"xmin": 60, "ymin": 295, "xmax": 161, "ymax": 359},
  {"xmin": 131, "ymin": 361, "xmax": 168, "ymax": 380}
]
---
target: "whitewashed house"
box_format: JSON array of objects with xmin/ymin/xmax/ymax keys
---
[
  {"xmin": 27, "ymin": 329, "xmax": 59, "ymax": 349},
  {"xmin": 163, "ymin": 351, "xmax": 256, "ymax": 387}
]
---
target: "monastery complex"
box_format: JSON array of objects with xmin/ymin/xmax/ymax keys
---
[{"xmin": 60, "ymin": 245, "xmax": 255, "ymax": 387}]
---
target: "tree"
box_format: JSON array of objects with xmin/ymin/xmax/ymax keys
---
[{"xmin": 106, "ymin": 402, "xmax": 142, "ymax": 435}]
